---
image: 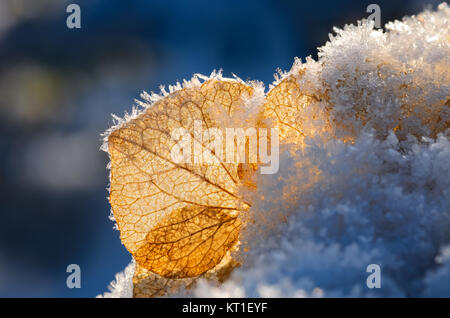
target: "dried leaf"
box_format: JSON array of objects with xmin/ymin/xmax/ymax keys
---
[
  {"xmin": 105, "ymin": 76, "xmax": 262, "ymax": 294},
  {"xmin": 264, "ymin": 70, "xmax": 328, "ymax": 147},
  {"xmin": 264, "ymin": 75, "xmax": 308, "ymax": 145},
  {"xmin": 134, "ymin": 206, "xmax": 241, "ymax": 278}
]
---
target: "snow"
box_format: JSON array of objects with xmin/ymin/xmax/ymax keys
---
[
  {"xmin": 98, "ymin": 260, "xmax": 135, "ymax": 298},
  {"xmin": 193, "ymin": 131, "xmax": 449, "ymax": 297}
]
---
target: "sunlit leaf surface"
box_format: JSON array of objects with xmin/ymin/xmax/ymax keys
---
[
  {"xmin": 264, "ymin": 71, "xmax": 320, "ymax": 146},
  {"xmin": 106, "ymin": 77, "xmax": 260, "ymax": 295}
]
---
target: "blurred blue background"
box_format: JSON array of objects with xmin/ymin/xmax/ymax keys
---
[{"xmin": 0, "ymin": 0, "xmax": 443, "ymax": 297}]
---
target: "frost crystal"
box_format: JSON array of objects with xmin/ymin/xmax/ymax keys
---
[{"xmin": 98, "ymin": 260, "xmax": 135, "ymax": 298}]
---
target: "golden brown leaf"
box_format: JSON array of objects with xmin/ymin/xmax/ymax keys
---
[
  {"xmin": 134, "ymin": 206, "xmax": 241, "ymax": 278},
  {"xmin": 263, "ymin": 70, "xmax": 328, "ymax": 147},
  {"xmin": 105, "ymin": 76, "xmax": 262, "ymax": 295}
]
